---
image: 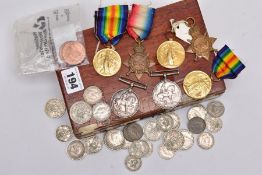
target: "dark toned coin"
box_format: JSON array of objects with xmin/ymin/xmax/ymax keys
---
[
  {"xmin": 188, "ymin": 117, "xmax": 206, "ymax": 134},
  {"xmin": 123, "ymin": 123, "xmax": 143, "ymax": 142}
]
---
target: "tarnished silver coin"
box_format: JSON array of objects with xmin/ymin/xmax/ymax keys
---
[
  {"xmin": 187, "ymin": 104, "xmax": 207, "ymax": 120},
  {"xmin": 166, "ymin": 111, "xmax": 181, "ymax": 129},
  {"xmin": 205, "ymin": 116, "xmax": 223, "ymax": 133},
  {"xmin": 128, "ymin": 140, "xmax": 150, "ymax": 158},
  {"xmin": 83, "ymin": 135, "xmax": 103, "ymax": 154},
  {"xmin": 56, "ymin": 125, "xmax": 73, "ymax": 142},
  {"xmin": 92, "ymin": 102, "xmax": 111, "ymax": 122},
  {"xmin": 83, "ymin": 86, "xmax": 103, "ymax": 105},
  {"xmin": 125, "ymin": 155, "xmax": 142, "ymax": 171},
  {"xmin": 153, "ymin": 79, "xmax": 182, "ymax": 109},
  {"xmin": 197, "ymin": 132, "xmax": 215, "ymax": 150},
  {"xmin": 104, "ymin": 129, "xmax": 125, "ymax": 150},
  {"xmin": 123, "ymin": 123, "xmax": 143, "ymax": 142},
  {"xmin": 158, "ymin": 144, "xmax": 175, "ymax": 160},
  {"xmin": 180, "ymin": 129, "xmax": 194, "ymax": 150},
  {"xmin": 111, "ymin": 88, "xmax": 139, "ymax": 118},
  {"xmin": 70, "ymin": 101, "xmax": 92, "ymax": 124},
  {"xmin": 45, "ymin": 98, "xmax": 66, "ymax": 118},
  {"xmin": 207, "ymin": 101, "xmax": 225, "ymax": 118},
  {"xmin": 188, "ymin": 117, "xmax": 206, "ymax": 134},
  {"xmin": 67, "ymin": 140, "xmax": 85, "ymax": 160},
  {"xmin": 157, "ymin": 114, "xmax": 174, "ymax": 132},
  {"xmin": 144, "ymin": 120, "xmax": 163, "ymax": 141},
  {"xmin": 163, "ymin": 129, "xmax": 184, "ymax": 151}
]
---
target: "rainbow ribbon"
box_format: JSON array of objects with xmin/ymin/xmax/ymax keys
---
[
  {"xmin": 212, "ymin": 45, "xmax": 245, "ymax": 79},
  {"xmin": 127, "ymin": 4, "xmax": 155, "ymax": 40},
  {"xmin": 95, "ymin": 5, "xmax": 128, "ymax": 45}
]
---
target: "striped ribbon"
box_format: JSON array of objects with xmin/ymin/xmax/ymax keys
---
[
  {"xmin": 212, "ymin": 45, "xmax": 245, "ymax": 79},
  {"xmin": 127, "ymin": 4, "xmax": 155, "ymax": 40},
  {"xmin": 95, "ymin": 5, "xmax": 128, "ymax": 45}
]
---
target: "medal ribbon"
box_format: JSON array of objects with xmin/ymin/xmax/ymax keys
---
[
  {"xmin": 212, "ymin": 45, "xmax": 245, "ymax": 79},
  {"xmin": 127, "ymin": 4, "xmax": 155, "ymax": 40},
  {"xmin": 95, "ymin": 5, "xmax": 128, "ymax": 45}
]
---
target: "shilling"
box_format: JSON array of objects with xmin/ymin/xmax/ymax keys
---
[
  {"xmin": 166, "ymin": 112, "xmax": 181, "ymax": 129},
  {"xmin": 158, "ymin": 144, "xmax": 175, "ymax": 160},
  {"xmin": 45, "ymin": 98, "xmax": 66, "ymax": 118},
  {"xmin": 104, "ymin": 129, "xmax": 125, "ymax": 150},
  {"xmin": 125, "ymin": 155, "xmax": 142, "ymax": 171},
  {"xmin": 56, "ymin": 125, "xmax": 73, "ymax": 142},
  {"xmin": 157, "ymin": 114, "xmax": 174, "ymax": 132},
  {"xmin": 188, "ymin": 117, "xmax": 206, "ymax": 134},
  {"xmin": 197, "ymin": 132, "xmax": 215, "ymax": 150},
  {"xmin": 92, "ymin": 102, "xmax": 111, "ymax": 122},
  {"xmin": 128, "ymin": 140, "xmax": 150, "ymax": 158},
  {"xmin": 187, "ymin": 104, "xmax": 207, "ymax": 120},
  {"xmin": 205, "ymin": 116, "xmax": 223, "ymax": 133},
  {"xmin": 69, "ymin": 101, "xmax": 92, "ymax": 125},
  {"xmin": 83, "ymin": 135, "xmax": 103, "ymax": 154},
  {"xmin": 67, "ymin": 140, "xmax": 85, "ymax": 160},
  {"xmin": 83, "ymin": 86, "xmax": 103, "ymax": 105},
  {"xmin": 144, "ymin": 120, "xmax": 163, "ymax": 141},
  {"xmin": 207, "ymin": 101, "xmax": 225, "ymax": 118},
  {"xmin": 123, "ymin": 123, "xmax": 143, "ymax": 142},
  {"xmin": 163, "ymin": 129, "xmax": 184, "ymax": 151},
  {"xmin": 180, "ymin": 129, "xmax": 194, "ymax": 150},
  {"xmin": 111, "ymin": 88, "xmax": 139, "ymax": 118},
  {"xmin": 153, "ymin": 79, "xmax": 182, "ymax": 109}
]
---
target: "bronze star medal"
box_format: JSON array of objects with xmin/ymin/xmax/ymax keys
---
[
  {"xmin": 124, "ymin": 42, "xmax": 155, "ymax": 80},
  {"xmin": 187, "ymin": 26, "xmax": 216, "ymax": 61}
]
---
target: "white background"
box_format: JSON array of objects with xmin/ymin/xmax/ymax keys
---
[{"xmin": 0, "ymin": 0, "xmax": 261, "ymax": 175}]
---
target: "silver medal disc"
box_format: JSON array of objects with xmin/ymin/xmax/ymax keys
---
[
  {"xmin": 92, "ymin": 102, "xmax": 111, "ymax": 122},
  {"xmin": 67, "ymin": 140, "xmax": 85, "ymax": 160},
  {"xmin": 187, "ymin": 104, "xmax": 207, "ymax": 120},
  {"xmin": 104, "ymin": 129, "xmax": 125, "ymax": 150},
  {"xmin": 125, "ymin": 155, "xmax": 142, "ymax": 171},
  {"xmin": 70, "ymin": 101, "xmax": 92, "ymax": 124},
  {"xmin": 144, "ymin": 120, "xmax": 163, "ymax": 141},
  {"xmin": 83, "ymin": 135, "xmax": 103, "ymax": 154}
]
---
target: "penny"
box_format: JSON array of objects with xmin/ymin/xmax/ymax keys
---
[
  {"xmin": 153, "ymin": 79, "xmax": 182, "ymax": 109},
  {"xmin": 67, "ymin": 140, "xmax": 85, "ymax": 160},
  {"xmin": 163, "ymin": 129, "xmax": 184, "ymax": 151},
  {"xmin": 188, "ymin": 117, "xmax": 206, "ymax": 134},
  {"xmin": 69, "ymin": 101, "xmax": 92, "ymax": 125},
  {"xmin": 93, "ymin": 48, "xmax": 121, "ymax": 76},
  {"xmin": 45, "ymin": 98, "xmax": 66, "ymax": 118},
  {"xmin": 111, "ymin": 88, "xmax": 139, "ymax": 118},
  {"xmin": 205, "ymin": 116, "xmax": 223, "ymax": 133},
  {"xmin": 123, "ymin": 123, "xmax": 143, "ymax": 142},
  {"xmin": 92, "ymin": 102, "xmax": 111, "ymax": 122},
  {"xmin": 157, "ymin": 114, "xmax": 174, "ymax": 132},
  {"xmin": 207, "ymin": 101, "xmax": 225, "ymax": 118},
  {"xmin": 158, "ymin": 144, "xmax": 175, "ymax": 160},
  {"xmin": 187, "ymin": 104, "xmax": 207, "ymax": 120},
  {"xmin": 128, "ymin": 140, "xmax": 150, "ymax": 158},
  {"xmin": 183, "ymin": 71, "xmax": 212, "ymax": 100},
  {"xmin": 144, "ymin": 120, "xmax": 163, "ymax": 141},
  {"xmin": 83, "ymin": 135, "xmax": 103, "ymax": 154},
  {"xmin": 197, "ymin": 132, "xmax": 215, "ymax": 150},
  {"xmin": 56, "ymin": 125, "xmax": 73, "ymax": 142},
  {"xmin": 157, "ymin": 40, "xmax": 185, "ymax": 69},
  {"xmin": 166, "ymin": 112, "xmax": 181, "ymax": 129},
  {"xmin": 83, "ymin": 86, "xmax": 103, "ymax": 105},
  {"xmin": 60, "ymin": 41, "xmax": 86, "ymax": 65},
  {"xmin": 104, "ymin": 129, "xmax": 125, "ymax": 150},
  {"xmin": 125, "ymin": 155, "xmax": 142, "ymax": 171},
  {"xmin": 180, "ymin": 129, "xmax": 194, "ymax": 150}
]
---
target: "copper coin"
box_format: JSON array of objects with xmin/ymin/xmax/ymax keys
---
[{"xmin": 60, "ymin": 41, "xmax": 86, "ymax": 65}]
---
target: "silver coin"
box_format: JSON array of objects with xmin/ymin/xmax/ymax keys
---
[
  {"xmin": 56, "ymin": 125, "xmax": 73, "ymax": 142},
  {"xmin": 144, "ymin": 140, "xmax": 153, "ymax": 157},
  {"xmin": 125, "ymin": 155, "xmax": 142, "ymax": 171},
  {"xmin": 83, "ymin": 86, "xmax": 103, "ymax": 105},
  {"xmin": 144, "ymin": 120, "xmax": 163, "ymax": 141},
  {"xmin": 166, "ymin": 111, "xmax": 181, "ymax": 129},
  {"xmin": 122, "ymin": 139, "xmax": 132, "ymax": 149},
  {"xmin": 207, "ymin": 101, "xmax": 225, "ymax": 118},
  {"xmin": 111, "ymin": 88, "xmax": 139, "ymax": 118},
  {"xmin": 92, "ymin": 102, "xmax": 111, "ymax": 122},
  {"xmin": 163, "ymin": 129, "xmax": 184, "ymax": 151},
  {"xmin": 70, "ymin": 101, "xmax": 92, "ymax": 124},
  {"xmin": 153, "ymin": 79, "xmax": 182, "ymax": 109},
  {"xmin": 45, "ymin": 98, "xmax": 66, "ymax": 118},
  {"xmin": 83, "ymin": 135, "xmax": 103, "ymax": 154},
  {"xmin": 123, "ymin": 123, "xmax": 143, "ymax": 142},
  {"xmin": 128, "ymin": 140, "xmax": 150, "ymax": 158},
  {"xmin": 104, "ymin": 129, "xmax": 125, "ymax": 150},
  {"xmin": 187, "ymin": 104, "xmax": 207, "ymax": 120},
  {"xmin": 197, "ymin": 132, "xmax": 215, "ymax": 150},
  {"xmin": 180, "ymin": 129, "xmax": 194, "ymax": 150},
  {"xmin": 205, "ymin": 116, "xmax": 223, "ymax": 133},
  {"xmin": 157, "ymin": 114, "xmax": 174, "ymax": 132},
  {"xmin": 67, "ymin": 140, "xmax": 85, "ymax": 160},
  {"xmin": 188, "ymin": 117, "xmax": 206, "ymax": 134},
  {"xmin": 158, "ymin": 144, "xmax": 175, "ymax": 160}
]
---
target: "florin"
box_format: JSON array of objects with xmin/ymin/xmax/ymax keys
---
[
  {"xmin": 188, "ymin": 117, "xmax": 206, "ymax": 134},
  {"xmin": 128, "ymin": 140, "xmax": 150, "ymax": 158},
  {"xmin": 158, "ymin": 144, "xmax": 175, "ymax": 160},
  {"xmin": 67, "ymin": 140, "xmax": 85, "ymax": 160},
  {"xmin": 83, "ymin": 136, "xmax": 103, "ymax": 154},
  {"xmin": 197, "ymin": 132, "xmax": 215, "ymax": 150},
  {"xmin": 180, "ymin": 129, "xmax": 194, "ymax": 150},
  {"xmin": 163, "ymin": 129, "xmax": 184, "ymax": 151},
  {"xmin": 125, "ymin": 155, "xmax": 142, "ymax": 171},
  {"xmin": 144, "ymin": 120, "xmax": 163, "ymax": 141},
  {"xmin": 92, "ymin": 102, "xmax": 111, "ymax": 122},
  {"xmin": 45, "ymin": 98, "xmax": 66, "ymax": 118},
  {"xmin": 205, "ymin": 116, "xmax": 223, "ymax": 133},
  {"xmin": 157, "ymin": 114, "xmax": 174, "ymax": 132},
  {"xmin": 56, "ymin": 125, "xmax": 73, "ymax": 142},
  {"xmin": 60, "ymin": 41, "xmax": 86, "ymax": 65},
  {"xmin": 207, "ymin": 101, "xmax": 225, "ymax": 118},
  {"xmin": 70, "ymin": 101, "xmax": 92, "ymax": 125},
  {"xmin": 104, "ymin": 129, "xmax": 125, "ymax": 150},
  {"xmin": 83, "ymin": 86, "xmax": 103, "ymax": 105},
  {"xmin": 123, "ymin": 123, "xmax": 143, "ymax": 142},
  {"xmin": 187, "ymin": 104, "xmax": 207, "ymax": 120},
  {"xmin": 166, "ymin": 112, "xmax": 181, "ymax": 129}
]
